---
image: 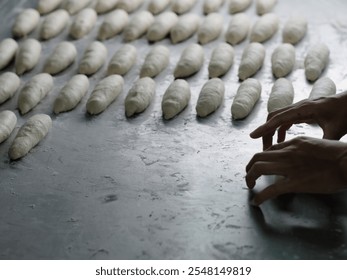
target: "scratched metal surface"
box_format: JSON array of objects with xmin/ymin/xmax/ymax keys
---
[{"xmin": 0, "ymin": 0, "xmax": 347, "ymax": 260}]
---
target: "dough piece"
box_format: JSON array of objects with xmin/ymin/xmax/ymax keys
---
[
  {"xmin": 123, "ymin": 11, "xmax": 154, "ymax": 41},
  {"xmin": 250, "ymin": 13, "xmax": 279, "ymax": 43},
  {"xmin": 79, "ymin": 41, "xmax": 107, "ymax": 75},
  {"xmin": 198, "ymin": 13, "xmax": 223, "ymax": 45},
  {"xmin": 231, "ymin": 78, "xmax": 261, "ymax": 119},
  {"xmin": 15, "ymin": 39, "xmax": 42, "ymax": 75},
  {"xmin": 44, "ymin": 41, "xmax": 77, "ymax": 75},
  {"xmin": 170, "ymin": 13, "xmax": 200, "ymax": 44},
  {"xmin": 172, "ymin": 0, "xmax": 197, "ymax": 14},
  {"xmin": 174, "ymin": 43, "xmax": 204, "ymax": 78},
  {"xmin": 0, "ymin": 38, "xmax": 18, "ymax": 71},
  {"xmin": 117, "ymin": 0, "xmax": 144, "ymax": 13},
  {"xmin": 125, "ymin": 77, "xmax": 156, "ymax": 117},
  {"xmin": 256, "ymin": 0, "xmax": 277, "ymax": 15},
  {"xmin": 225, "ymin": 13, "xmax": 251, "ymax": 45},
  {"xmin": 147, "ymin": 12, "xmax": 178, "ymax": 42},
  {"xmin": 208, "ymin": 43, "xmax": 234, "ymax": 78},
  {"xmin": 54, "ymin": 74, "xmax": 89, "ymax": 114},
  {"xmin": 282, "ymin": 15, "xmax": 307, "ymax": 45},
  {"xmin": 238, "ymin": 42, "xmax": 265, "ymax": 81},
  {"xmin": 162, "ymin": 79, "xmax": 191, "ymax": 120},
  {"xmin": 203, "ymin": 0, "xmax": 225, "ymax": 14},
  {"xmin": 37, "ymin": 0, "xmax": 64, "ymax": 14},
  {"xmin": 229, "ymin": 0, "xmax": 252, "ymax": 14},
  {"xmin": 309, "ymin": 77, "xmax": 336, "ymax": 100},
  {"xmin": 267, "ymin": 78, "xmax": 294, "ymax": 113},
  {"xmin": 62, "ymin": 0, "xmax": 91, "ymax": 14},
  {"xmin": 0, "ymin": 110, "xmax": 17, "ymax": 144},
  {"xmin": 0, "ymin": 72, "xmax": 20, "ymax": 105},
  {"xmin": 40, "ymin": 9, "xmax": 70, "ymax": 40},
  {"xmin": 196, "ymin": 78, "xmax": 225, "ymax": 117},
  {"xmin": 18, "ymin": 73, "xmax": 53, "ymax": 115},
  {"xmin": 271, "ymin": 43, "xmax": 296, "ymax": 78},
  {"xmin": 12, "ymin": 8, "xmax": 40, "ymax": 37},
  {"xmin": 148, "ymin": 0, "xmax": 171, "ymax": 15},
  {"xmin": 69, "ymin": 8, "xmax": 97, "ymax": 39},
  {"xmin": 86, "ymin": 75, "xmax": 124, "ymax": 115},
  {"xmin": 9, "ymin": 114, "xmax": 52, "ymax": 160},
  {"xmin": 140, "ymin": 45, "xmax": 170, "ymax": 78},
  {"xmin": 98, "ymin": 9, "xmax": 129, "ymax": 40},
  {"xmin": 94, "ymin": 0, "xmax": 119, "ymax": 14},
  {"xmin": 304, "ymin": 43, "xmax": 330, "ymax": 82},
  {"xmin": 107, "ymin": 44, "xmax": 137, "ymax": 75}
]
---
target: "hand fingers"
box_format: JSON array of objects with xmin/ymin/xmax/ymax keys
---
[
  {"xmin": 277, "ymin": 124, "xmax": 292, "ymax": 144},
  {"xmin": 246, "ymin": 150, "xmax": 288, "ymax": 172}
]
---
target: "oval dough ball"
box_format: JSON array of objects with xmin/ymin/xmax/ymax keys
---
[
  {"xmin": 125, "ymin": 77, "xmax": 156, "ymax": 117},
  {"xmin": 70, "ymin": 8, "xmax": 97, "ymax": 39},
  {"xmin": 267, "ymin": 78, "xmax": 294, "ymax": 113},
  {"xmin": 238, "ymin": 42, "xmax": 265, "ymax": 81},
  {"xmin": 196, "ymin": 78, "xmax": 225, "ymax": 117},
  {"xmin": 0, "ymin": 72, "xmax": 20, "ymax": 105},
  {"xmin": 9, "ymin": 114, "xmax": 52, "ymax": 160},
  {"xmin": 18, "ymin": 73, "xmax": 54, "ymax": 115},
  {"xmin": 117, "ymin": 0, "xmax": 144, "ymax": 13},
  {"xmin": 250, "ymin": 13, "xmax": 279, "ymax": 43},
  {"xmin": 94, "ymin": 0, "xmax": 119, "ymax": 14},
  {"xmin": 225, "ymin": 13, "xmax": 251, "ymax": 45},
  {"xmin": 44, "ymin": 41, "xmax": 77, "ymax": 75},
  {"xmin": 304, "ymin": 43, "xmax": 330, "ymax": 82},
  {"xmin": 123, "ymin": 11, "xmax": 154, "ymax": 41},
  {"xmin": 107, "ymin": 44, "xmax": 137, "ymax": 76},
  {"xmin": 62, "ymin": 0, "xmax": 91, "ymax": 14},
  {"xmin": 174, "ymin": 43, "xmax": 204, "ymax": 78},
  {"xmin": 282, "ymin": 15, "xmax": 307, "ymax": 45},
  {"xmin": 0, "ymin": 38, "xmax": 18, "ymax": 71},
  {"xmin": 0, "ymin": 110, "xmax": 17, "ymax": 144},
  {"xmin": 162, "ymin": 79, "xmax": 191, "ymax": 120},
  {"xmin": 203, "ymin": 0, "xmax": 225, "ymax": 14},
  {"xmin": 208, "ymin": 43, "xmax": 234, "ymax": 78},
  {"xmin": 229, "ymin": 0, "xmax": 252, "ymax": 14},
  {"xmin": 198, "ymin": 13, "xmax": 223, "ymax": 45},
  {"xmin": 40, "ymin": 9, "xmax": 70, "ymax": 40},
  {"xmin": 271, "ymin": 43, "xmax": 296, "ymax": 78},
  {"xmin": 37, "ymin": 0, "xmax": 64, "ymax": 14},
  {"xmin": 98, "ymin": 9, "xmax": 129, "ymax": 40},
  {"xmin": 79, "ymin": 41, "xmax": 107, "ymax": 75},
  {"xmin": 86, "ymin": 75, "xmax": 124, "ymax": 115},
  {"xmin": 15, "ymin": 38, "xmax": 42, "ymax": 75},
  {"xmin": 12, "ymin": 8, "xmax": 40, "ymax": 37},
  {"xmin": 172, "ymin": 0, "xmax": 197, "ymax": 14},
  {"xmin": 147, "ymin": 12, "xmax": 178, "ymax": 42},
  {"xmin": 140, "ymin": 45, "xmax": 170, "ymax": 78},
  {"xmin": 309, "ymin": 77, "xmax": 336, "ymax": 100},
  {"xmin": 231, "ymin": 78, "xmax": 261, "ymax": 120},
  {"xmin": 170, "ymin": 13, "xmax": 200, "ymax": 44},
  {"xmin": 256, "ymin": 0, "xmax": 277, "ymax": 15},
  {"xmin": 54, "ymin": 74, "xmax": 89, "ymax": 114},
  {"xmin": 148, "ymin": 0, "xmax": 171, "ymax": 15}
]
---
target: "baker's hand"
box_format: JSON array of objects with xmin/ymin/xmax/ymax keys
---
[{"xmin": 245, "ymin": 136, "xmax": 347, "ymax": 206}]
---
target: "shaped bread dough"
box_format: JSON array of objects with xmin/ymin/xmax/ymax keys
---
[
  {"xmin": 15, "ymin": 39, "xmax": 42, "ymax": 75},
  {"xmin": 304, "ymin": 43, "xmax": 330, "ymax": 82},
  {"xmin": 94, "ymin": 0, "xmax": 119, "ymax": 14},
  {"xmin": 107, "ymin": 44, "xmax": 137, "ymax": 75},
  {"xmin": 170, "ymin": 13, "xmax": 200, "ymax": 44},
  {"xmin": 282, "ymin": 15, "xmax": 307, "ymax": 45},
  {"xmin": 40, "ymin": 9, "xmax": 70, "ymax": 40},
  {"xmin": 0, "ymin": 38, "xmax": 18, "ymax": 71},
  {"xmin": 229, "ymin": 0, "xmax": 252, "ymax": 14},
  {"xmin": 140, "ymin": 45, "xmax": 170, "ymax": 78},
  {"xmin": 271, "ymin": 43, "xmax": 296, "ymax": 78},
  {"xmin": 117, "ymin": 0, "xmax": 144, "ymax": 13},
  {"xmin": 208, "ymin": 43, "xmax": 234, "ymax": 78},
  {"xmin": 309, "ymin": 77, "xmax": 336, "ymax": 100},
  {"xmin": 70, "ymin": 8, "xmax": 97, "ymax": 39},
  {"xmin": 238, "ymin": 42, "xmax": 265, "ymax": 81},
  {"xmin": 256, "ymin": 0, "xmax": 277, "ymax": 15},
  {"xmin": 198, "ymin": 13, "xmax": 223, "ymax": 45},
  {"xmin": 231, "ymin": 78, "xmax": 261, "ymax": 119},
  {"xmin": 54, "ymin": 74, "xmax": 89, "ymax": 114},
  {"xmin": 9, "ymin": 114, "xmax": 52, "ymax": 160},
  {"xmin": 79, "ymin": 41, "xmax": 107, "ymax": 75},
  {"xmin": 125, "ymin": 77, "xmax": 156, "ymax": 117},
  {"xmin": 267, "ymin": 78, "xmax": 294, "ymax": 113},
  {"xmin": 44, "ymin": 41, "xmax": 77, "ymax": 75},
  {"xmin": 0, "ymin": 72, "xmax": 20, "ymax": 105},
  {"xmin": 18, "ymin": 73, "xmax": 53, "ymax": 115},
  {"xmin": 196, "ymin": 78, "xmax": 225, "ymax": 117},
  {"xmin": 147, "ymin": 12, "xmax": 178, "ymax": 42},
  {"xmin": 86, "ymin": 75, "xmax": 124, "ymax": 115},
  {"xmin": 203, "ymin": 0, "xmax": 225, "ymax": 14},
  {"xmin": 174, "ymin": 43, "xmax": 204, "ymax": 78},
  {"xmin": 123, "ymin": 11, "xmax": 154, "ymax": 41},
  {"xmin": 12, "ymin": 8, "xmax": 40, "ymax": 37},
  {"xmin": 162, "ymin": 79, "xmax": 191, "ymax": 120},
  {"xmin": 37, "ymin": 0, "xmax": 64, "ymax": 14},
  {"xmin": 0, "ymin": 110, "xmax": 17, "ymax": 144},
  {"xmin": 148, "ymin": 0, "xmax": 171, "ymax": 14},
  {"xmin": 250, "ymin": 13, "xmax": 279, "ymax": 43},
  {"xmin": 172, "ymin": 0, "xmax": 197, "ymax": 14},
  {"xmin": 98, "ymin": 9, "xmax": 129, "ymax": 40},
  {"xmin": 62, "ymin": 0, "xmax": 91, "ymax": 14},
  {"xmin": 225, "ymin": 13, "xmax": 251, "ymax": 45}
]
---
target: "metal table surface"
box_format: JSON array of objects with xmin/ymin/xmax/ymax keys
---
[{"xmin": 1, "ymin": 0, "xmax": 347, "ymax": 260}]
